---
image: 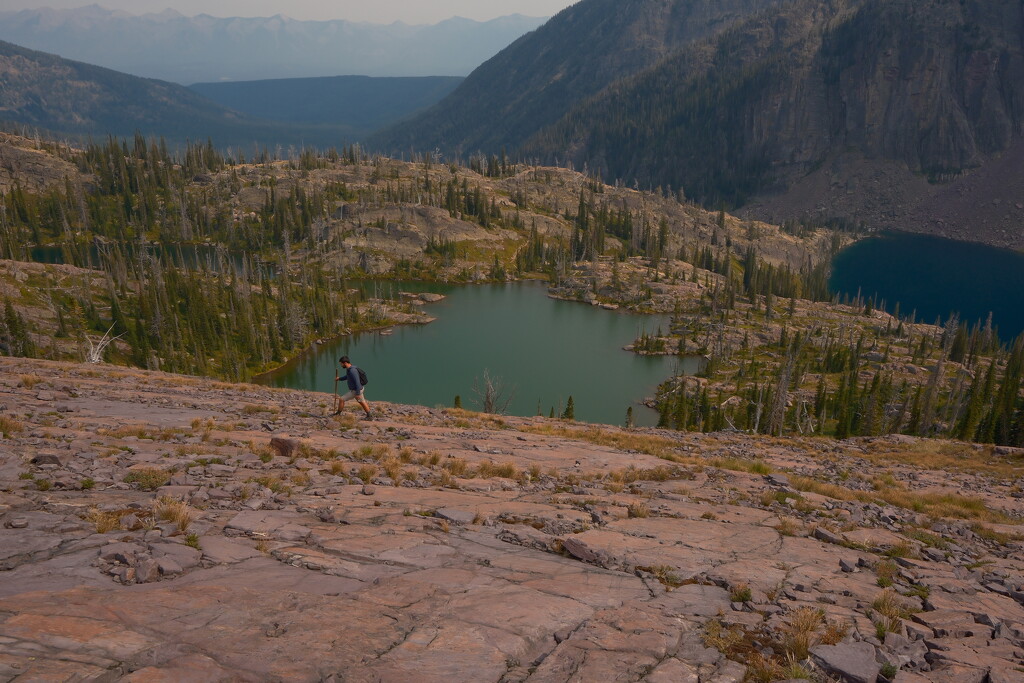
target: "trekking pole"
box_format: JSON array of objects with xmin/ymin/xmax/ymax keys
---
[{"xmin": 333, "ymin": 363, "xmax": 339, "ymax": 413}]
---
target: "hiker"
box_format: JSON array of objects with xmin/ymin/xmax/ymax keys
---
[{"xmin": 335, "ymin": 356, "xmax": 372, "ymax": 419}]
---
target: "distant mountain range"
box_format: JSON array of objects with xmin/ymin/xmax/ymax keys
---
[
  {"xmin": 189, "ymin": 76, "xmax": 462, "ymax": 131},
  {"xmin": 0, "ymin": 5, "xmax": 547, "ymax": 84},
  {"xmin": 0, "ymin": 40, "xmax": 459, "ymax": 149},
  {"xmin": 376, "ymin": 0, "xmax": 1024, "ymax": 249}
]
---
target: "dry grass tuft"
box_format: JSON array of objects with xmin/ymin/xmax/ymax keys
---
[
  {"xmin": 520, "ymin": 424, "xmax": 687, "ymax": 462},
  {"xmin": 860, "ymin": 439, "xmax": 1024, "ymax": 479},
  {"xmin": 442, "ymin": 458, "xmax": 469, "ymax": 476},
  {"xmin": 248, "ymin": 440, "xmax": 275, "ymax": 463},
  {"xmin": 791, "ymin": 475, "xmax": 1007, "ymax": 522},
  {"xmin": 776, "ymin": 517, "xmax": 799, "ymax": 536},
  {"xmin": 381, "ymin": 457, "xmax": 403, "ymax": 482},
  {"xmin": 627, "ymin": 502, "xmax": 650, "ymax": 518},
  {"xmin": 251, "ymin": 475, "xmax": 291, "ymax": 495},
  {"xmin": 241, "ymin": 404, "xmax": 279, "ymax": 415},
  {"xmin": 709, "ymin": 457, "xmax": 772, "ymax": 475},
  {"xmin": 476, "ymin": 461, "xmax": 519, "ymax": 479},
  {"xmin": 85, "ymin": 507, "xmax": 128, "ymax": 533},
  {"xmin": 0, "ymin": 415, "xmax": 23, "ymax": 437},
  {"xmin": 123, "ymin": 468, "xmax": 171, "ymax": 491},
  {"xmin": 190, "ymin": 418, "xmax": 215, "ymax": 442},
  {"xmin": 702, "ymin": 620, "xmax": 746, "ymax": 653},
  {"xmin": 730, "ymin": 582, "xmax": 753, "ymax": 603},
  {"xmin": 875, "ymin": 559, "xmax": 900, "ymax": 587},
  {"xmin": 782, "ymin": 607, "xmax": 824, "ymax": 659},
  {"xmin": 354, "ymin": 444, "xmax": 392, "ymax": 461},
  {"xmin": 872, "ymin": 589, "xmax": 913, "ymax": 620},
  {"xmin": 357, "ymin": 464, "xmax": 378, "ymax": 483},
  {"xmin": 19, "ymin": 374, "xmax": 42, "ymax": 389},
  {"xmin": 819, "ymin": 618, "xmax": 850, "ymax": 645},
  {"xmin": 153, "ymin": 496, "xmax": 194, "ymax": 532}
]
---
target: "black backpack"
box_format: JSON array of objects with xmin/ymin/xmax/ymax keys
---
[{"xmin": 357, "ymin": 367, "xmax": 368, "ymax": 386}]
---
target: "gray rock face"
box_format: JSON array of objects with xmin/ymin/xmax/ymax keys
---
[
  {"xmin": 0, "ymin": 357, "xmax": 1022, "ymax": 680},
  {"xmin": 810, "ymin": 642, "xmax": 881, "ymax": 683},
  {"xmin": 435, "ymin": 508, "xmax": 477, "ymax": 525}
]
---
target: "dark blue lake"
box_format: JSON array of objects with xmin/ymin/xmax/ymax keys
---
[{"xmin": 829, "ymin": 232, "xmax": 1024, "ymax": 340}]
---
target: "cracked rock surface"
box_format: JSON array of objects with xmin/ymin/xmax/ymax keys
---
[{"xmin": 0, "ymin": 358, "xmax": 1022, "ymax": 681}]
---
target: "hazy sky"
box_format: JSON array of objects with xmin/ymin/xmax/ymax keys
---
[{"xmin": 0, "ymin": 1, "xmax": 578, "ymax": 23}]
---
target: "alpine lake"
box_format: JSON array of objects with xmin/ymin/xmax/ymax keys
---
[
  {"xmin": 257, "ymin": 281, "xmax": 701, "ymax": 427},
  {"xmin": 829, "ymin": 232, "xmax": 1024, "ymax": 340}
]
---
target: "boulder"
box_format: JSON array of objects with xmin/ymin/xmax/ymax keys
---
[
  {"xmin": 810, "ymin": 642, "xmax": 881, "ymax": 683},
  {"xmin": 99, "ymin": 541, "xmax": 144, "ymax": 565},
  {"xmin": 269, "ymin": 437, "xmax": 297, "ymax": 459},
  {"xmin": 149, "ymin": 542, "xmax": 202, "ymax": 570},
  {"xmin": 435, "ymin": 509, "xmax": 477, "ymax": 525}
]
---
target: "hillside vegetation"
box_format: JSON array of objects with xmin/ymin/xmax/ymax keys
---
[{"xmin": 0, "ymin": 133, "xmax": 1022, "ymax": 448}]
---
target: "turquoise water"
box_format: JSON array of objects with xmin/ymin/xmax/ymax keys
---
[
  {"xmin": 830, "ymin": 232, "xmax": 1024, "ymax": 340},
  {"xmin": 259, "ymin": 281, "xmax": 700, "ymax": 426}
]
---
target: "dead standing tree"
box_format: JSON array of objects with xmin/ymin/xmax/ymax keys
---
[
  {"xmin": 472, "ymin": 369, "xmax": 515, "ymax": 414},
  {"xmin": 85, "ymin": 324, "xmax": 124, "ymax": 364}
]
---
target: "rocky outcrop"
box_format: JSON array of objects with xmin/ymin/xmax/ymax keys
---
[
  {"xmin": 0, "ymin": 356, "xmax": 1022, "ymax": 680},
  {"xmin": 0, "ymin": 134, "xmax": 81, "ymax": 194}
]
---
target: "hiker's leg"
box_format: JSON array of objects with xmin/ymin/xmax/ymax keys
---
[
  {"xmin": 358, "ymin": 397, "xmax": 371, "ymax": 416},
  {"xmin": 336, "ymin": 390, "xmax": 355, "ymax": 414}
]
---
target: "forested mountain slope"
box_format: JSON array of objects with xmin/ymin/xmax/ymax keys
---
[
  {"xmin": 378, "ymin": 0, "xmax": 1024, "ymax": 248},
  {"xmin": 525, "ymin": 0, "xmax": 1024, "ymax": 229},
  {"xmin": 189, "ymin": 76, "xmax": 463, "ymax": 135},
  {"xmin": 369, "ymin": 0, "xmax": 782, "ymax": 155}
]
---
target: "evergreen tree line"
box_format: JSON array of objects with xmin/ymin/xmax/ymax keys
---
[{"xmin": 656, "ymin": 312, "xmax": 1024, "ymax": 447}]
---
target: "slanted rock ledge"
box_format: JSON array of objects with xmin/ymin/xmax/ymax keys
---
[{"xmin": 0, "ymin": 357, "xmax": 1022, "ymax": 681}]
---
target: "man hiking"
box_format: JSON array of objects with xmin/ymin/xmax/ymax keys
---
[{"xmin": 335, "ymin": 356, "xmax": 373, "ymax": 419}]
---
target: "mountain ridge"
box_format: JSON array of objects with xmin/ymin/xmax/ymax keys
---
[
  {"xmin": 0, "ymin": 41, "xmax": 464, "ymax": 149},
  {"xmin": 0, "ymin": 6, "xmax": 547, "ymax": 83},
  {"xmin": 368, "ymin": 0, "xmax": 784, "ymax": 157}
]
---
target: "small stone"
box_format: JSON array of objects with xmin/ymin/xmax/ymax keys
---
[
  {"xmin": 813, "ymin": 526, "xmax": 843, "ymax": 544},
  {"xmin": 6, "ymin": 517, "xmax": 28, "ymax": 529},
  {"xmin": 361, "ymin": 485, "xmax": 376, "ymax": 496},
  {"xmin": 30, "ymin": 453, "xmax": 62, "ymax": 466},
  {"xmin": 136, "ymin": 557, "xmax": 160, "ymax": 583},
  {"xmin": 839, "ymin": 558, "xmax": 857, "ymax": 572}
]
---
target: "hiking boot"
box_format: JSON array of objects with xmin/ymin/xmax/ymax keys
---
[{"xmin": 362, "ymin": 413, "xmax": 374, "ymax": 421}]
